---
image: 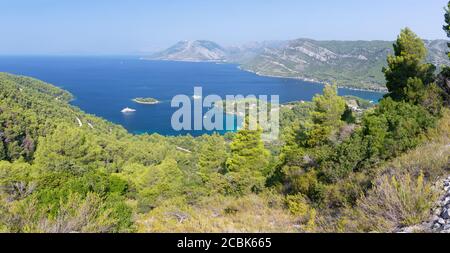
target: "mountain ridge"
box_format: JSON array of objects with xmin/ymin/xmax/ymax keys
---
[
  {"xmin": 146, "ymin": 38, "xmax": 450, "ymax": 91},
  {"xmin": 147, "ymin": 40, "xmax": 228, "ymax": 62}
]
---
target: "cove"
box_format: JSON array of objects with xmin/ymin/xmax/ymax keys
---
[{"xmin": 0, "ymin": 56, "xmax": 384, "ymax": 136}]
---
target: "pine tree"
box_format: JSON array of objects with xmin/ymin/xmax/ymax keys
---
[
  {"xmin": 198, "ymin": 134, "xmax": 227, "ymax": 175},
  {"xmin": 33, "ymin": 124, "xmax": 102, "ymax": 174},
  {"xmin": 138, "ymin": 159, "xmax": 184, "ymax": 208},
  {"xmin": 303, "ymin": 84, "xmax": 346, "ymax": 147},
  {"xmin": 438, "ymin": 1, "xmax": 450, "ymax": 106},
  {"xmin": 226, "ymin": 121, "xmax": 270, "ymax": 194},
  {"xmin": 198, "ymin": 134, "xmax": 229, "ymax": 194},
  {"xmin": 444, "ymin": 1, "xmax": 450, "ymax": 57},
  {"xmin": 310, "ymin": 84, "xmax": 346, "ymax": 128},
  {"xmin": 383, "ymin": 28, "xmax": 436, "ymax": 101},
  {"xmin": 404, "ymin": 77, "xmax": 426, "ymax": 104}
]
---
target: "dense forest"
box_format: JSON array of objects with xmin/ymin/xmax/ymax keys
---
[{"xmin": 1, "ymin": 6, "xmax": 450, "ymax": 233}]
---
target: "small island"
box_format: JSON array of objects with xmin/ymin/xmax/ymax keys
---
[{"xmin": 132, "ymin": 97, "xmax": 160, "ymax": 105}]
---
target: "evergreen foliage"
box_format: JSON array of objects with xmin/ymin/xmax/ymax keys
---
[
  {"xmin": 383, "ymin": 28, "xmax": 436, "ymax": 102},
  {"xmin": 1, "ymin": 3, "xmax": 450, "ymax": 232}
]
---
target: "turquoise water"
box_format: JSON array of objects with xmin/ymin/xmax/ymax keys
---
[{"xmin": 0, "ymin": 56, "xmax": 384, "ymax": 136}]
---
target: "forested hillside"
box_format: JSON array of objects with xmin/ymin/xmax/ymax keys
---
[{"xmin": 1, "ymin": 5, "xmax": 450, "ymax": 233}]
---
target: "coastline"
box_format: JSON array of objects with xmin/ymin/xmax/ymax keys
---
[
  {"xmin": 139, "ymin": 58, "xmax": 387, "ymax": 93},
  {"xmin": 237, "ymin": 66, "xmax": 388, "ymax": 93},
  {"xmin": 139, "ymin": 57, "xmax": 227, "ymax": 63}
]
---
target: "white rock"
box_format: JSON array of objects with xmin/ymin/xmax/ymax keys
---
[
  {"xmin": 441, "ymin": 209, "xmax": 450, "ymax": 219},
  {"xmin": 433, "ymin": 223, "xmax": 442, "ymax": 230},
  {"xmin": 438, "ymin": 218, "xmax": 446, "ymax": 225},
  {"xmin": 444, "ymin": 225, "xmax": 450, "ymax": 231}
]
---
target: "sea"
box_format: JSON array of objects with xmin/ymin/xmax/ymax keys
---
[{"xmin": 0, "ymin": 56, "xmax": 384, "ymax": 136}]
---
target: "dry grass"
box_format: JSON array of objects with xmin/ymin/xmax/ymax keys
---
[
  {"xmin": 354, "ymin": 172, "xmax": 437, "ymax": 232},
  {"xmin": 135, "ymin": 192, "xmax": 303, "ymax": 233}
]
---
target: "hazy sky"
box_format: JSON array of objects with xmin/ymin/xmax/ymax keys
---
[{"xmin": 0, "ymin": 0, "xmax": 448, "ymax": 55}]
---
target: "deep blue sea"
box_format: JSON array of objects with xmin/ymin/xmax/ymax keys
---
[{"xmin": 0, "ymin": 56, "xmax": 384, "ymax": 136}]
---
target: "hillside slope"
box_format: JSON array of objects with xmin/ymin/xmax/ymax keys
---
[
  {"xmin": 1, "ymin": 72, "xmax": 448, "ymax": 233},
  {"xmin": 343, "ymin": 111, "xmax": 450, "ymax": 232},
  {"xmin": 239, "ymin": 39, "xmax": 450, "ymax": 91},
  {"xmin": 148, "ymin": 39, "xmax": 450, "ymax": 91},
  {"xmin": 147, "ymin": 40, "xmax": 227, "ymax": 62},
  {"xmin": 0, "ymin": 73, "xmax": 212, "ymax": 232}
]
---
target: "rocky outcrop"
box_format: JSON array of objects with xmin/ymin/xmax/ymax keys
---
[
  {"xmin": 431, "ymin": 176, "xmax": 450, "ymax": 233},
  {"xmin": 396, "ymin": 176, "xmax": 450, "ymax": 233}
]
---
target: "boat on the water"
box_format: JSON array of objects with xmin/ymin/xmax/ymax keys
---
[{"xmin": 121, "ymin": 107, "xmax": 136, "ymax": 113}]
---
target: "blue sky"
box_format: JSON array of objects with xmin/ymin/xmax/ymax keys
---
[{"xmin": 0, "ymin": 0, "xmax": 448, "ymax": 54}]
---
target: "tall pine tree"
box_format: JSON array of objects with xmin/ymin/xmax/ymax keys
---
[
  {"xmin": 198, "ymin": 134, "xmax": 227, "ymax": 176},
  {"xmin": 439, "ymin": 1, "xmax": 450, "ymax": 105},
  {"xmin": 310, "ymin": 84, "xmax": 346, "ymax": 128},
  {"xmin": 226, "ymin": 120, "xmax": 270, "ymax": 194},
  {"xmin": 383, "ymin": 28, "xmax": 435, "ymax": 101},
  {"xmin": 444, "ymin": 1, "xmax": 450, "ymax": 57},
  {"xmin": 303, "ymin": 84, "xmax": 346, "ymax": 148}
]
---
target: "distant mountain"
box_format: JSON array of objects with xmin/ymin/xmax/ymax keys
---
[
  {"xmin": 146, "ymin": 39, "xmax": 450, "ymax": 91},
  {"xmin": 147, "ymin": 40, "xmax": 227, "ymax": 62},
  {"xmin": 425, "ymin": 40, "xmax": 450, "ymax": 67}
]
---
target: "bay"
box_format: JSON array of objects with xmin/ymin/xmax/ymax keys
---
[{"xmin": 0, "ymin": 56, "xmax": 384, "ymax": 136}]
